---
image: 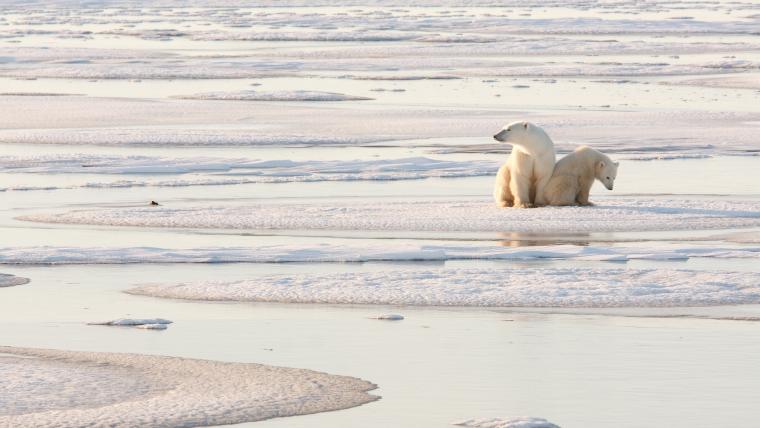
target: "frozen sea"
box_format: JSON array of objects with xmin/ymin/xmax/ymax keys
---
[{"xmin": 2, "ymin": 1, "xmax": 760, "ymax": 427}]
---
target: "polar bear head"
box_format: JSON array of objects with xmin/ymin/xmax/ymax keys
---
[
  {"xmin": 492, "ymin": 121, "xmax": 553, "ymax": 155},
  {"xmin": 595, "ymin": 159, "xmax": 619, "ymax": 190},
  {"xmin": 493, "ymin": 121, "xmax": 534, "ymax": 143}
]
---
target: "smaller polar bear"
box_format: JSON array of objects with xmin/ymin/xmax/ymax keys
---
[
  {"xmin": 543, "ymin": 146, "xmax": 619, "ymax": 206},
  {"xmin": 492, "ymin": 121, "xmax": 556, "ymax": 208}
]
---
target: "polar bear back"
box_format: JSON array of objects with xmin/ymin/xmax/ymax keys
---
[{"xmin": 552, "ymin": 145, "xmax": 609, "ymax": 178}]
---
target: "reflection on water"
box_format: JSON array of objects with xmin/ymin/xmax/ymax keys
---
[{"xmin": 497, "ymin": 231, "xmax": 591, "ymax": 248}]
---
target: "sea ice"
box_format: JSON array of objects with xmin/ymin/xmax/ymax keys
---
[
  {"xmin": 0, "ymin": 346, "xmax": 377, "ymax": 427},
  {"xmin": 125, "ymin": 267, "xmax": 760, "ymax": 308}
]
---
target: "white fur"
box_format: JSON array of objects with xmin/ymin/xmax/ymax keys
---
[
  {"xmin": 492, "ymin": 121, "xmax": 556, "ymax": 208},
  {"xmin": 543, "ymin": 145, "xmax": 619, "ymax": 206}
]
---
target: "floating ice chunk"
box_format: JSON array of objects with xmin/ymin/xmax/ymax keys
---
[
  {"xmin": 0, "ymin": 273, "xmax": 29, "ymax": 287},
  {"xmin": 0, "ymin": 346, "xmax": 377, "ymax": 427},
  {"xmin": 173, "ymin": 90, "xmax": 373, "ymax": 102},
  {"xmin": 372, "ymin": 314, "xmax": 404, "ymax": 320},
  {"xmin": 88, "ymin": 318, "xmax": 173, "ymax": 326},
  {"xmin": 454, "ymin": 417, "xmax": 561, "ymax": 428},
  {"xmin": 125, "ymin": 268, "xmax": 760, "ymax": 308}
]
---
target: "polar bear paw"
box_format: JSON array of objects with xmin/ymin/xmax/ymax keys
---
[{"xmin": 514, "ymin": 202, "xmax": 534, "ymax": 209}]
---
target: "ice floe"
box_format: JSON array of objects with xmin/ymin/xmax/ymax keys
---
[
  {"xmin": 18, "ymin": 198, "xmax": 760, "ymax": 233},
  {"xmin": 173, "ymin": 90, "xmax": 373, "ymax": 101},
  {"xmin": 454, "ymin": 417, "xmax": 561, "ymax": 428},
  {"xmin": 126, "ymin": 267, "xmax": 760, "ymax": 308},
  {"xmin": 2, "ymin": 243, "xmax": 760, "ymax": 265},
  {"xmin": 0, "ymin": 346, "xmax": 377, "ymax": 427},
  {"xmin": 87, "ymin": 318, "xmax": 173, "ymax": 328},
  {"xmin": 0, "ymin": 273, "xmax": 29, "ymax": 287}
]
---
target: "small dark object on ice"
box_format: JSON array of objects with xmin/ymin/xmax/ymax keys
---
[{"xmin": 150, "ymin": 201, "xmax": 160, "ymax": 206}]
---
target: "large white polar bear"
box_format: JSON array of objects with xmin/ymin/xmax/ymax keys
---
[
  {"xmin": 492, "ymin": 121, "xmax": 556, "ymax": 208},
  {"xmin": 543, "ymin": 145, "xmax": 618, "ymax": 206}
]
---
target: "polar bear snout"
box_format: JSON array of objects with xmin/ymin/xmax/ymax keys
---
[{"xmin": 493, "ymin": 130, "xmax": 507, "ymax": 141}]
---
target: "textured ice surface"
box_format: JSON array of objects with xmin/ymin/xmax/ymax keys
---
[
  {"xmin": 454, "ymin": 417, "xmax": 561, "ymax": 428},
  {"xmin": 174, "ymin": 90, "xmax": 373, "ymax": 101},
  {"xmin": 0, "ymin": 346, "xmax": 377, "ymax": 427},
  {"xmin": 19, "ymin": 198, "xmax": 760, "ymax": 233},
  {"xmin": 1, "ymin": 243, "xmax": 759, "ymax": 265},
  {"xmin": 126, "ymin": 267, "xmax": 760, "ymax": 307},
  {"xmin": 0, "ymin": 273, "xmax": 29, "ymax": 287}
]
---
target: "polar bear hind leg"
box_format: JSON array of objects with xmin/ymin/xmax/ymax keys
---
[{"xmin": 544, "ymin": 175, "xmax": 580, "ymax": 206}]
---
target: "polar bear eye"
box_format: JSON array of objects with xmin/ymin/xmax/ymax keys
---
[{"xmin": 606, "ymin": 176, "xmax": 610, "ymax": 180}]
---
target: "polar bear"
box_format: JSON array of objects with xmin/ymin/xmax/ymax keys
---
[
  {"xmin": 492, "ymin": 121, "xmax": 556, "ymax": 208},
  {"xmin": 543, "ymin": 145, "xmax": 618, "ymax": 206}
]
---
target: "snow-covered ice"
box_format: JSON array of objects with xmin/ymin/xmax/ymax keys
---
[
  {"xmin": 0, "ymin": 346, "xmax": 377, "ymax": 427},
  {"xmin": 125, "ymin": 267, "xmax": 760, "ymax": 307},
  {"xmin": 2, "ymin": 243, "xmax": 760, "ymax": 265},
  {"xmin": 454, "ymin": 417, "xmax": 561, "ymax": 428},
  {"xmin": 0, "ymin": 273, "xmax": 29, "ymax": 287},
  {"xmin": 19, "ymin": 198, "xmax": 760, "ymax": 233}
]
